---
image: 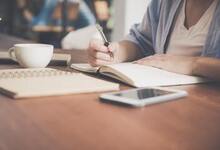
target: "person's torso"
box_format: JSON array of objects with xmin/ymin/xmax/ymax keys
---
[
  {"xmin": 152, "ymin": 0, "xmax": 220, "ymax": 58},
  {"xmin": 167, "ymin": 0, "xmax": 218, "ymax": 56}
]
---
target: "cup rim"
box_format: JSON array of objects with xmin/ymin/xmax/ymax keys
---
[{"xmin": 14, "ymin": 43, "xmax": 54, "ymax": 48}]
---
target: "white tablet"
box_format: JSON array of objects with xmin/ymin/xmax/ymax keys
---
[{"xmin": 100, "ymin": 87, "xmax": 188, "ymax": 107}]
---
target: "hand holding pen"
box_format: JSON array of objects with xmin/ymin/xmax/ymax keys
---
[
  {"xmin": 88, "ymin": 25, "xmax": 119, "ymax": 66},
  {"xmin": 96, "ymin": 24, "xmax": 114, "ymax": 58}
]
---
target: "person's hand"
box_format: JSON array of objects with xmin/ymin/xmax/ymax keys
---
[
  {"xmin": 135, "ymin": 54, "xmax": 198, "ymax": 75},
  {"xmin": 88, "ymin": 39, "xmax": 119, "ymax": 67}
]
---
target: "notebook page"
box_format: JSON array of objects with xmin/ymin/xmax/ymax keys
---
[{"xmin": 105, "ymin": 63, "xmax": 208, "ymax": 87}]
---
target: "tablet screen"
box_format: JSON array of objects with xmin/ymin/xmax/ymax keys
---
[{"xmin": 113, "ymin": 89, "xmax": 173, "ymax": 100}]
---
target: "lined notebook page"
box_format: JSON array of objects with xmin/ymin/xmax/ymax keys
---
[
  {"xmin": 0, "ymin": 68, "xmax": 119, "ymax": 99},
  {"xmin": 107, "ymin": 63, "xmax": 208, "ymax": 87}
]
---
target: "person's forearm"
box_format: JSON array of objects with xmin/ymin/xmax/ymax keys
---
[
  {"xmin": 116, "ymin": 40, "xmax": 143, "ymax": 63},
  {"xmin": 193, "ymin": 57, "xmax": 220, "ymax": 80}
]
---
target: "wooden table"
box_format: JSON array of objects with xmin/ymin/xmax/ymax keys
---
[
  {"xmin": 1, "ymin": 55, "xmax": 220, "ymax": 150},
  {"xmin": 0, "ymin": 37, "xmax": 220, "ymax": 150}
]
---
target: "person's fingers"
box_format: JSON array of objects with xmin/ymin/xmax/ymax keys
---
[
  {"xmin": 89, "ymin": 40, "xmax": 109, "ymax": 53},
  {"xmin": 87, "ymin": 40, "xmax": 120, "ymax": 66},
  {"xmin": 88, "ymin": 50, "xmax": 112, "ymax": 61},
  {"xmin": 108, "ymin": 42, "xmax": 118, "ymax": 53},
  {"xmin": 88, "ymin": 40, "xmax": 119, "ymax": 61},
  {"xmin": 88, "ymin": 56, "xmax": 113, "ymax": 67}
]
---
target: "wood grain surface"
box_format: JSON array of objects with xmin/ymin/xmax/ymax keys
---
[{"xmin": 0, "ymin": 83, "xmax": 220, "ymax": 150}]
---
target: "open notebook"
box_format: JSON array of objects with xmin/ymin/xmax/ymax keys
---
[
  {"xmin": 71, "ymin": 63, "xmax": 210, "ymax": 87},
  {"xmin": 0, "ymin": 68, "xmax": 119, "ymax": 99}
]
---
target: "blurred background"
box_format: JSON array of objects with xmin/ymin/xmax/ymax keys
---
[{"xmin": 0, "ymin": 0, "xmax": 149, "ymax": 48}]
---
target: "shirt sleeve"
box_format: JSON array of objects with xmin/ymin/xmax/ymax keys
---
[{"xmin": 124, "ymin": 0, "xmax": 162, "ymax": 57}]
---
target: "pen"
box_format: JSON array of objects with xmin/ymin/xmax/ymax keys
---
[{"xmin": 96, "ymin": 24, "xmax": 114, "ymax": 58}]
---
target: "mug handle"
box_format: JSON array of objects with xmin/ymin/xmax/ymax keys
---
[{"xmin": 8, "ymin": 47, "xmax": 17, "ymax": 62}]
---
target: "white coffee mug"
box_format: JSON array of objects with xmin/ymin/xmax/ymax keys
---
[{"xmin": 9, "ymin": 44, "xmax": 54, "ymax": 68}]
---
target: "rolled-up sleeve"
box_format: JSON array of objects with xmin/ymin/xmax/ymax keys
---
[{"xmin": 124, "ymin": 0, "xmax": 161, "ymax": 57}]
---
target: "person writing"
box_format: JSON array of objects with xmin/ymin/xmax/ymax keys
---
[{"xmin": 88, "ymin": 0, "xmax": 220, "ymax": 81}]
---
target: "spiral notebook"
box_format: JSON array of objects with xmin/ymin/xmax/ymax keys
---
[{"xmin": 0, "ymin": 68, "xmax": 119, "ymax": 99}]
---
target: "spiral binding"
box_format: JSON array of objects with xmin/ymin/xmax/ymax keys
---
[{"xmin": 0, "ymin": 69, "xmax": 74, "ymax": 79}]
